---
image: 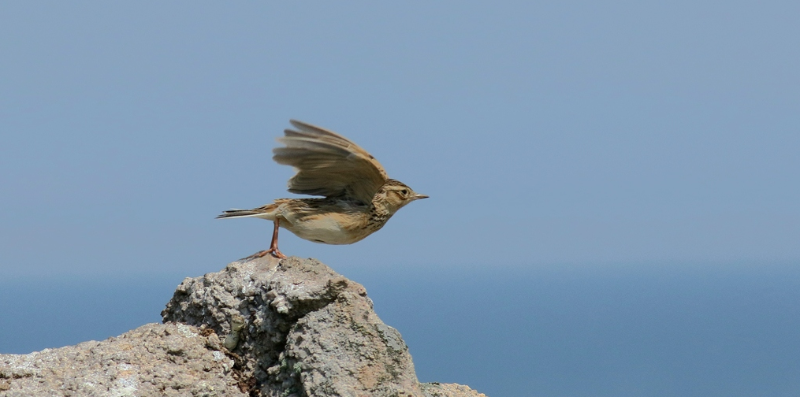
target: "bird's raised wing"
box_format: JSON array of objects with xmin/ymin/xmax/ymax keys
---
[{"xmin": 272, "ymin": 120, "xmax": 389, "ymax": 203}]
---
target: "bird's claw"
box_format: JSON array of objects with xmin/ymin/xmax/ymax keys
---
[
  {"xmin": 266, "ymin": 248, "xmax": 287, "ymax": 259},
  {"xmin": 245, "ymin": 248, "xmax": 287, "ymax": 260}
]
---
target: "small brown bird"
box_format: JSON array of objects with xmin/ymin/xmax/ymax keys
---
[{"xmin": 217, "ymin": 120, "xmax": 428, "ymax": 259}]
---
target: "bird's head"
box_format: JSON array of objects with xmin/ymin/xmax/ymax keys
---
[{"xmin": 374, "ymin": 179, "xmax": 428, "ymax": 214}]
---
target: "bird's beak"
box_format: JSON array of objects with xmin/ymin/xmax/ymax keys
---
[{"xmin": 414, "ymin": 194, "xmax": 429, "ymax": 200}]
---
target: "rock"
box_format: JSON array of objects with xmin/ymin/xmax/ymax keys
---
[
  {"xmin": 161, "ymin": 255, "xmax": 424, "ymax": 397},
  {"xmin": 0, "ymin": 256, "xmax": 487, "ymax": 397},
  {"xmin": 421, "ymin": 383, "xmax": 488, "ymax": 397},
  {"xmin": 0, "ymin": 323, "xmax": 245, "ymax": 397}
]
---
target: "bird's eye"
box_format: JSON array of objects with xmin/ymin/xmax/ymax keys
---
[{"xmin": 401, "ymin": 189, "xmax": 408, "ymax": 195}]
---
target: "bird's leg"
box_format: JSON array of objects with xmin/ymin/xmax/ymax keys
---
[
  {"xmin": 264, "ymin": 218, "xmax": 287, "ymax": 259},
  {"xmin": 246, "ymin": 218, "xmax": 287, "ymax": 260}
]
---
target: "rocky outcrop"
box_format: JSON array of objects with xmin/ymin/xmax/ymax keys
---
[
  {"xmin": 0, "ymin": 323, "xmax": 245, "ymax": 397},
  {"xmin": 0, "ymin": 256, "xmax": 487, "ymax": 397}
]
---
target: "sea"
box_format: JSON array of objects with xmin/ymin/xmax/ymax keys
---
[{"xmin": 2, "ymin": 263, "xmax": 799, "ymax": 396}]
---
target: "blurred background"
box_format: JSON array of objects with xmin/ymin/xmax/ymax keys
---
[{"xmin": 1, "ymin": 2, "xmax": 799, "ymax": 396}]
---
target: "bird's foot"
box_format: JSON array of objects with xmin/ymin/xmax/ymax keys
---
[
  {"xmin": 266, "ymin": 247, "xmax": 287, "ymax": 259},
  {"xmin": 243, "ymin": 250, "xmax": 269, "ymax": 260},
  {"xmin": 245, "ymin": 248, "xmax": 287, "ymax": 260}
]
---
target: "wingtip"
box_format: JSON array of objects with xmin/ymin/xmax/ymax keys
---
[
  {"xmin": 287, "ymin": 119, "xmax": 340, "ymax": 136},
  {"xmin": 285, "ymin": 120, "xmax": 316, "ymax": 137},
  {"xmin": 289, "ymin": 119, "xmax": 308, "ymax": 129}
]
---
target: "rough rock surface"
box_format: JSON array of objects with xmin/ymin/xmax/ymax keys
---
[
  {"xmin": 0, "ymin": 256, "xmax": 486, "ymax": 397},
  {"xmin": 0, "ymin": 323, "xmax": 245, "ymax": 397},
  {"xmin": 420, "ymin": 383, "xmax": 488, "ymax": 397}
]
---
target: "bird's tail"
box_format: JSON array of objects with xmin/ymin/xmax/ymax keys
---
[
  {"xmin": 217, "ymin": 202, "xmax": 280, "ymax": 220},
  {"xmin": 216, "ymin": 209, "xmax": 264, "ymax": 219}
]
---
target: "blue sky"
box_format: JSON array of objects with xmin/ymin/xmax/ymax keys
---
[
  {"xmin": 0, "ymin": 2, "xmax": 800, "ymax": 274},
  {"xmin": 1, "ymin": 2, "xmax": 798, "ymax": 276},
  {"xmin": 1, "ymin": 2, "xmax": 799, "ymax": 395}
]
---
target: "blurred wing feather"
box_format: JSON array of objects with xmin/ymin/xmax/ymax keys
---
[{"xmin": 272, "ymin": 120, "xmax": 388, "ymax": 203}]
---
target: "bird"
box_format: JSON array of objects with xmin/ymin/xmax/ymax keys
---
[{"xmin": 217, "ymin": 119, "xmax": 428, "ymax": 259}]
